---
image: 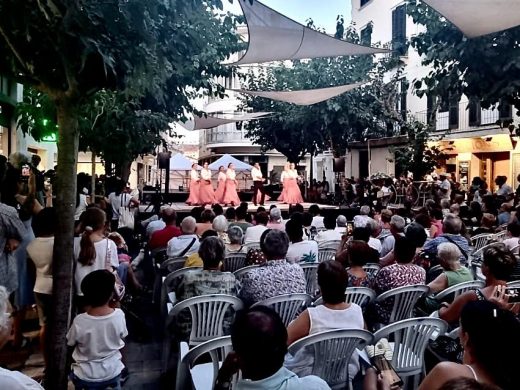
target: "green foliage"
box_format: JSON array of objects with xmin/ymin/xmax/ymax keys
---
[
  {"xmin": 407, "ymin": 0, "xmax": 520, "ymax": 112},
  {"xmin": 241, "ymin": 22, "xmax": 403, "ymax": 162}
]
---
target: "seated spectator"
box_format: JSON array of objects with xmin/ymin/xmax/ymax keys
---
[
  {"xmin": 244, "ymin": 211, "xmax": 269, "ymax": 244},
  {"xmin": 422, "ymin": 214, "xmax": 470, "ymax": 266},
  {"xmin": 337, "ymin": 227, "xmax": 380, "ymax": 265},
  {"xmin": 302, "ymin": 212, "xmax": 315, "ymax": 240},
  {"xmin": 353, "ymin": 205, "xmax": 372, "ymax": 228},
  {"xmin": 428, "ymin": 243, "xmax": 473, "ymax": 295},
  {"xmin": 441, "ymin": 199, "xmax": 451, "ymax": 217},
  {"xmin": 239, "ymin": 230, "xmax": 306, "ymax": 306},
  {"xmin": 167, "ymin": 216, "xmax": 200, "ymax": 258},
  {"xmin": 184, "ymin": 230, "xmax": 218, "ymax": 268},
  {"xmin": 226, "ymin": 226, "xmax": 247, "ymax": 255},
  {"xmin": 366, "ymin": 218, "xmax": 382, "ymax": 254},
  {"xmin": 373, "ymin": 236, "xmax": 426, "ymax": 324},
  {"xmin": 419, "ymin": 301, "xmax": 520, "ymax": 390},
  {"xmin": 67, "ymin": 270, "xmax": 128, "ymax": 389},
  {"xmin": 471, "ymin": 213, "xmax": 496, "ymax": 237},
  {"xmin": 286, "ymin": 261, "xmax": 364, "ymax": 380},
  {"xmin": 380, "ymin": 215, "xmax": 406, "ymax": 257},
  {"xmin": 439, "ymin": 243, "xmax": 516, "ymax": 325},
  {"xmin": 144, "ymin": 205, "xmax": 167, "ymax": 239},
  {"xmin": 148, "ymin": 207, "xmax": 181, "ymax": 251},
  {"xmin": 225, "ymin": 207, "xmax": 236, "ymax": 223},
  {"xmin": 335, "ymin": 215, "xmax": 347, "ymax": 235},
  {"xmin": 229, "ymin": 206, "xmax": 252, "ymax": 233},
  {"xmin": 106, "ymin": 232, "xmax": 142, "ymax": 292},
  {"xmin": 285, "ymin": 219, "xmax": 318, "ymax": 263},
  {"xmin": 267, "ymin": 207, "xmax": 285, "ymax": 231},
  {"xmin": 429, "ymin": 207, "xmax": 444, "ymax": 238},
  {"xmin": 0, "ymin": 286, "xmax": 44, "ymax": 389},
  {"xmin": 378, "ymin": 209, "xmax": 393, "ymax": 238},
  {"xmin": 213, "ymin": 215, "xmax": 230, "ymax": 244},
  {"xmin": 339, "ymin": 240, "xmax": 376, "ymax": 288},
  {"xmin": 214, "ymin": 307, "xmax": 330, "ymax": 390},
  {"xmin": 502, "ymin": 223, "xmax": 520, "ymax": 254},
  {"xmin": 196, "ymin": 209, "xmax": 215, "ymax": 237},
  {"xmin": 309, "ymin": 204, "xmax": 324, "ymax": 230},
  {"xmin": 315, "ymin": 214, "xmax": 342, "ymax": 246},
  {"xmin": 497, "ymin": 203, "xmax": 511, "ymax": 226},
  {"xmin": 212, "ymin": 203, "xmax": 224, "ymax": 217}
]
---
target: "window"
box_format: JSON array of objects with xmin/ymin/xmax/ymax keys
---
[
  {"xmin": 360, "ymin": 0, "xmax": 371, "ymax": 7},
  {"xmin": 392, "ymin": 5, "xmax": 407, "ymax": 56},
  {"xmin": 468, "ymin": 98, "xmax": 481, "ymax": 126},
  {"xmin": 448, "ymin": 97, "xmax": 459, "ymax": 130},
  {"xmin": 360, "ymin": 24, "xmax": 372, "ymax": 46},
  {"xmin": 426, "ymin": 94, "xmax": 436, "ymax": 126},
  {"xmin": 499, "ymin": 100, "xmax": 512, "ymax": 120}
]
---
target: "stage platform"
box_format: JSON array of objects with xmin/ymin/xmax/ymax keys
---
[{"xmin": 139, "ymin": 201, "xmax": 339, "ymax": 214}]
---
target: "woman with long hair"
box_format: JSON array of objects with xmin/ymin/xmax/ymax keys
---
[
  {"xmin": 186, "ymin": 163, "xmax": 200, "ymax": 206},
  {"xmin": 198, "ymin": 162, "xmax": 216, "ymax": 206},
  {"xmin": 214, "ymin": 165, "xmax": 227, "ymax": 204},
  {"xmin": 282, "ymin": 162, "xmax": 304, "ymax": 205},
  {"xmin": 222, "ymin": 163, "xmax": 240, "ymax": 206},
  {"xmin": 74, "ymin": 207, "xmax": 119, "ymax": 308}
]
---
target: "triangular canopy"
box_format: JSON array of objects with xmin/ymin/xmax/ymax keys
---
[
  {"xmin": 208, "ymin": 154, "xmax": 253, "ymax": 171},
  {"xmin": 233, "ymin": 0, "xmax": 390, "ymax": 65},
  {"xmin": 169, "ymin": 153, "xmax": 199, "ymax": 170},
  {"xmin": 232, "ymin": 82, "xmax": 365, "ymax": 106},
  {"xmin": 423, "ymin": 0, "xmax": 520, "ymax": 38},
  {"xmin": 180, "ymin": 112, "xmax": 272, "ymax": 131}
]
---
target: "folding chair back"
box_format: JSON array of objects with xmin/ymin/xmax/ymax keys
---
[
  {"xmin": 375, "ymin": 285, "xmax": 429, "ymax": 324},
  {"xmin": 223, "ymin": 253, "xmax": 247, "ymax": 273},
  {"xmin": 300, "ymin": 263, "xmax": 319, "ymax": 297},
  {"xmin": 251, "ymin": 293, "xmax": 312, "ymax": 327}
]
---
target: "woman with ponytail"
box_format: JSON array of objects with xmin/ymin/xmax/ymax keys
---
[{"xmin": 74, "ymin": 207, "xmax": 119, "ymax": 306}]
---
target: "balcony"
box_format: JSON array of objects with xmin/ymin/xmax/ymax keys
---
[
  {"xmin": 202, "ymin": 126, "xmax": 252, "ymax": 146},
  {"xmin": 414, "ymin": 100, "xmax": 514, "ymax": 134}
]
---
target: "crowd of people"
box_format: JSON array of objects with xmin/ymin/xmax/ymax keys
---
[{"xmin": 1, "ymin": 149, "xmax": 520, "ymax": 389}]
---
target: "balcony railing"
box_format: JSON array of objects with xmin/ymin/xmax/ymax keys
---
[
  {"xmin": 202, "ymin": 127, "xmax": 250, "ymax": 146},
  {"xmin": 414, "ymin": 100, "xmax": 513, "ymax": 133}
]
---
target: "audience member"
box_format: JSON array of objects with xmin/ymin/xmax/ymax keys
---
[
  {"xmin": 471, "ymin": 213, "xmax": 496, "ymax": 237},
  {"xmin": 196, "ymin": 209, "xmax": 215, "ymax": 236},
  {"xmin": 423, "ymin": 214, "xmax": 470, "ymax": 265},
  {"xmin": 239, "ymin": 230, "xmax": 306, "ymax": 306},
  {"xmin": 184, "ymin": 230, "xmax": 218, "ymax": 267},
  {"xmin": 267, "ymin": 207, "xmax": 285, "ymax": 231},
  {"xmin": 341, "ymin": 240, "xmax": 377, "ymax": 288},
  {"xmin": 229, "ymin": 206, "xmax": 253, "ymax": 232},
  {"xmin": 502, "ymin": 222, "xmax": 520, "ymax": 254},
  {"xmin": 315, "ymin": 214, "xmax": 342, "ymax": 245},
  {"xmin": 353, "ymin": 205, "xmax": 371, "ymax": 228},
  {"xmin": 244, "ymin": 211, "xmax": 269, "ymax": 244},
  {"xmin": 226, "ymin": 226, "xmax": 247, "ymax": 254},
  {"xmin": 167, "ymin": 216, "xmax": 200, "ymax": 258},
  {"xmin": 309, "ymin": 204, "xmax": 324, "ymax": 230},
  {"xmin": 285, "ymin": 219, "xmax": 318, "ymax": 263},
  {"xmin": 428, "ymin": 243, "xmax": 473, "ymax": 295},
  {"xmin": 366, "ymin": 218, "xmax": 382, "ymax": 254},
  {"xmin": 145, "ymin": 205, "xmax": 167, "ymax": 239},
  {"xmin": 335, "ymin": 215, "xmax": 347, "ymax": 234},
  {"xmin": 148, "ymin": 207, "xmax": 181, "ymax": 251},
  {"xmin": 380, "ymin": 215, "xmax": 405, "ymax": 257},
  {"xmin": 225, "ymin": 207, "xmax": 236, "ymax": 223},
  {"xmin": 213, "ymin": 215, "xmax": 230, "ymax": 244},
  {"xmin": 215, "ymin": 306, "xmax": 330, "ymax": 389},
  {"xmin": 497, "ymin": 203, "xmax": 511, "ymax": 226}
]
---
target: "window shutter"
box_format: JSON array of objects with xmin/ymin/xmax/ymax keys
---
[{"xmin": 392, "ymin": 5, "xmax": 407, "ymax": 56}]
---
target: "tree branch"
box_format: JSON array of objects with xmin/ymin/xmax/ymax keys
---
[{"xmin": 0, "ymin": 24, "xmax": 33, "ymax": 75}]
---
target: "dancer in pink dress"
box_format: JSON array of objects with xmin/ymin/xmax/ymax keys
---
[
  {"xmin": 278, "ymin": 164, "xmax": 290, "ymax": 203},
  {"xmin": 214, "ymin": 166, "xmax": 227, "ymax": 204},
  {"xmin": 222, "ymin": 163, "xmax": 241, "ymax": 206},
  {"xmin": 282, "ymin": 162, "xmax": 304, "ymax": 205},
  {"xmin": 199, "ymin": 162, "xmax": 216, "ymax": 205},
  {"xmin": 186, "ymin": 163, "xmax": 200, "ymax": 205}
]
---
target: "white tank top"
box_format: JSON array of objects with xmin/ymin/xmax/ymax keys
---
[{"xmin": 308, "ymin": 304, "xmax": 364, "ymax": 334}]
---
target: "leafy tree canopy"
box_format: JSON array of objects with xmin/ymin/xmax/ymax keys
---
[
  {"xmin": 241, "ymin": 20, "xmax": 403, "ymax": 162},
  {"xmin": 407, "ymin": 0, "xmax": 520, "ymax": 112}
]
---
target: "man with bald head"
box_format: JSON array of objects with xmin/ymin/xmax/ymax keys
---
[
  {"xmin": 148, "ymin": 207, "xmax": 181, "ymax": 251},
  {"xmin": 214, "ymin": 306, "xmax": 330, "ymax": 390},
  {"xmin": 166, "ymin": 216, "xmax": 199, "ymax": 258}
]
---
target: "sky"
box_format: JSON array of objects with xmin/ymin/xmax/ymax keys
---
[{"xmin": 225, "ymin": 0, "xmax": 352, "ymax": 34}]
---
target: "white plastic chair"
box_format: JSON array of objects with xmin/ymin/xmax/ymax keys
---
[
  {"xmin": 233, "ymin": 264, "xmax": 259, "ymax": 280},
  {"xmin": 318, "ymin": 240, "xmax": 342, "ymax": 250},
  {"xmin": 375, "ymin": 285, "xmax": 429, "ymax": 324},
  {"xmin": 433, "ymin": 280, "xmax": 484, "ymax": 303},
  {"xmin": 300, "ymin": 263, "xmax": 319, "ymax": 297},
  {"xmin": 318, "ymin": 248, "xmax": 337, "ymax": 263},
  {"xmin": 163, "ymin": 294, "xmax": 243, "ymax": 373},
  {"xmin": 222, "ymin": 253, "xmax": 247, "ymax": 273},
  {"xmin": 373, "ymin": 317, "xmax": 448, "ymax": 386},
  {"xmin": 363, "ymin": 263, "xmax": 381, "ymax": 278},
  {"xmin": 471, "ymin": 233, "xmax": 493, "ymax": 253},
  {"xmin": 176, "ymin": 336, "xmax": 235, "ymax": 390},
  {"xmin": 160, "ymin": 266, "xmax": 202, "ymax": 319},
  {"xmin": 152, "ymin": 256, "xmax": 187, "ymax": 304},
  {"xmin": 288, "ymin": 329, "xmax": 374, "ymax": 388},
  {"xmin": 251, "ymin": 293, "xmax": 312, "ymax": 327},
  {"xmin": 493, "ymin": 230, "xmax": 508, "ymax": 242},
  {"xmin": 507, "ymin": 280, "xmax": 520, "ymax": 287},
  {"xmin": 314, "ymin": 287, "xmax": 376, "ymax": 309}
]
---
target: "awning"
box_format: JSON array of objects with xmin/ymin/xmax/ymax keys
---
[
  {"xmin": 208, "ymin": 154, "xmax": 253, "ymax": 171},
  {"xmin": 169, "ymin": 153, "xmax": 199, "ymax": 171},
  {"xmin": 423, "ymin": 0, "xmax": 520, "ymax": 38},
  {"xmin": 179, "ymin": 112, "xmax": 272, "ymax": 131},
  {"xmin": 232, "ymin": 82, "xmax": 365, "ymax": 106},
  {"xmin": 233, "ymin": 0, "xmax": 390, "ymax": 65}
]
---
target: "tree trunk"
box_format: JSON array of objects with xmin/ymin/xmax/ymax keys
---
[
  {"xmin": 47, "ymin": 98, "xmax": 80, "ymax": 390},
  {"xmin": 120, "ymin": 160, "xmax": 132, "ymax": 183},
  {"xmin": 91, "ymin": 148, "xmax": 96, "ymax": 196}
]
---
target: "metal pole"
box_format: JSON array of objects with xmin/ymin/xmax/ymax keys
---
[{"xmin": 368, "ymin": 139, "xmax": 372, "ymax": 178}]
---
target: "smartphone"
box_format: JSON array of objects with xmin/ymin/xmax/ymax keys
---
[
  {"xmin": 346, "ymin": 221, "xmax": 354, "ymax": 236},
  {"xmin": 506, "ymin": 287, "xmax": 520, "ymax": 303},
  {"xmin": 19, "ymin": 164, "xmax": 30, "ymax": 182}
]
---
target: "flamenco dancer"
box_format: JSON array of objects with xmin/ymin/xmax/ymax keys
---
[
  {"xmin": 222, "ymin": 163, "xmax": 240, "ymax": 206},
  {"xmin": 186, "ymin": 163, "xmax": 200, "ymax": 205},
  {"xmin": 199, "ymin": 162, "xmax": 216, "ymax": 206},
  {"xmin": 214, "ymin": 165, "xmax": 227, "ymax": 204},
  {"xmin": 281, "ymin": 162, "xmax": 304, "ymax": 205}
]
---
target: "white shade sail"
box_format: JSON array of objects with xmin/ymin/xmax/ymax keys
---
[
  {"xmin": 233, "ymin": 0, "xmax": 390, "ymax": 65},
  {"xmin": 233, "ymin": 82, "xmax": 365, "ymax": 106},
  {"xmin": 423, "ymin": 0, "xmax": 520, "ymax": 38},
  {"xmin": 179, "ymin": 112, "xmax": 272, "ymax": 131},
  {"xmin": 208, "ymin": 154, "xmax": 253, "ymax": 171}
]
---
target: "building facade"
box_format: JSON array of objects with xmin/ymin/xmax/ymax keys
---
[{"xmin": 351, "ymin": 0, "xmax": 520, "ymax": 189}]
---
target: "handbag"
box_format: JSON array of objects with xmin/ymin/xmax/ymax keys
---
[
  {"xmin": 118, "ymin": 194, "xmax": 135, "ymax": 230},
  {"xmin": 104, "ymin": 239, "xmax": 126, "ymax": 301}
]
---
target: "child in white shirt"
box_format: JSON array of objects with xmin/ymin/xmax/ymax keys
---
[{"xmin": 67, "ymin": 270, "xmax": 128, "ymax": 389}]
